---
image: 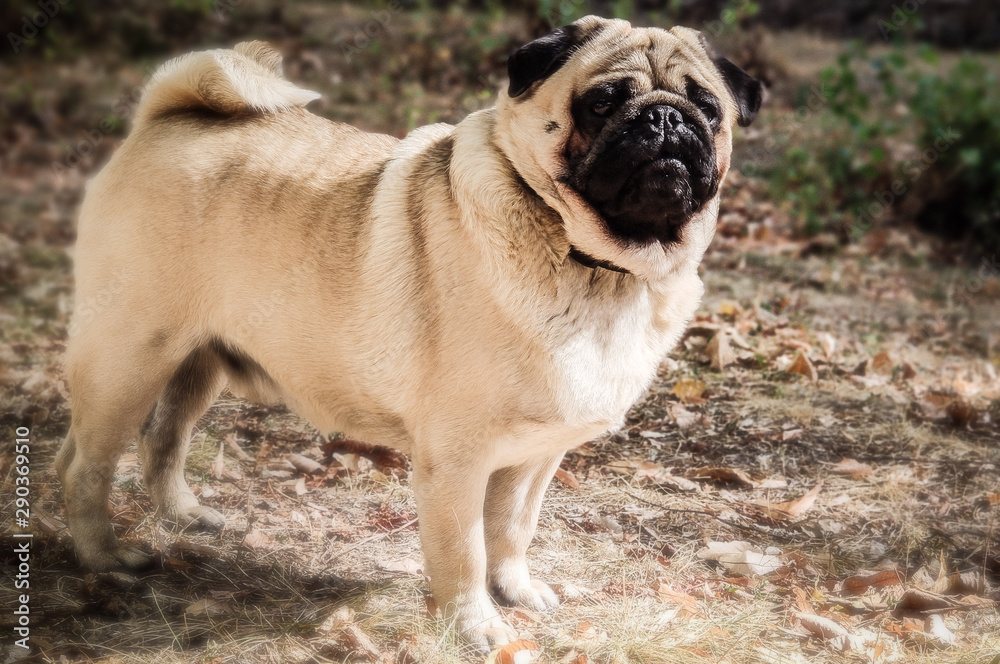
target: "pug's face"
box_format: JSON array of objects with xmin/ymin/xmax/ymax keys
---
[{"xmin": 495, "ymin": 16, "xmax": 762, "ymax": 273}]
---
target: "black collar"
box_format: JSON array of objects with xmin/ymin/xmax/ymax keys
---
[{"xmin": 568, "ymin": 247, "xmax": 631, "ymax": 274}]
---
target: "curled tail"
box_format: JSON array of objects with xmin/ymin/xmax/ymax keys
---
[{"xmin": 134, "ymin": 41, "xmax": 320, "ymax": 128}]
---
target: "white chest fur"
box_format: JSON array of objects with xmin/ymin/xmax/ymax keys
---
[{"xmin": 545, "ymin": 266, "xmax": 703, "ymax": 433}]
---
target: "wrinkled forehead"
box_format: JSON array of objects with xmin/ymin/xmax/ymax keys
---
[{"xmin": 570, "ymin": 22, "xmax": 721, "ymax": 94}]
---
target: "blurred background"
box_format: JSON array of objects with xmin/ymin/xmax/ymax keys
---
[{"xmin": 1, "ymin": 0, "xmax": 999, "ymax": 261}]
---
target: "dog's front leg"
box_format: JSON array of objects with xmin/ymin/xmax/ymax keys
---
[
  {"xmin": 411, "ymin": 453, "xmax": 517, "ymax": 649},
  {"xmin": 484, "ymin": 453, "xmax": 563, "ymax": 612}
]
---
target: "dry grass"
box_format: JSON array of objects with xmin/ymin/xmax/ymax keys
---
[{"xmin": 2, "ymin": 248, "xmax": 997, "ymax": 662}]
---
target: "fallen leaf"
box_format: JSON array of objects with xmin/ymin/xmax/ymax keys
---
[
  {"xmin": 751, "ymin": 483, "xmax": 822, "ymax": 521},
  {"xmin": 556, "ymin": 650, "xmax": 588, "ymax": 664},
  {"xmin": 554, "ymin": 468, "xmax": 579, "ymax": 489},
  {"xmin": 911, "ymin": 567, "xmax": 937, "ymax": 590},
  {"xmin": 791, "ymin": 587, "xmax": 814, "ymax": 614},
  {"xmin": 668, "ymin": 403, "xmax": 699, "ymax": 430},
  {"xmin": 687, "ymin": 466, "xmax": 757, "ymax": 487},
  {"xmin": 169, "ymin": 539, "xmax": 220, "ymax": 559},
  {"xmin": 489, "ymin": 640, "xmax": 539, "ymax": 664},
  {"xmin": 211, "ymin": 442, "xmax": 242, "ymax": 481},
  {"xmin": 705, "ymin": 330, "xmax": 736, "ymax": 371},
  {"xmin": 294, "ymin": 476, "xmax": 308, "ymax": 495},
  {"xmin": 509, "ymin": 607, "xmax": 543, "ymax": 624},
  {"xmin": 921, "ymin": 614, "xmax": 958, "ymax": 648},
  {"xmin": 894, "ymin": 588, "xmax": 996, "ymax": 615},
  {"xmin": 33, "ymin": 508, "xmax": 67, "ymax": 537},
  {"xmin": 653, "ymin": 582, "xmax": 700, "ymax": 614},
  {"xmin": 718, "ymin": 300, "xmax": 742, "ymax": 318},
  {"xmin": 841, "ymin": 570, "xmax": 904, "ymax": 594},
  {"xmin": 331, "ymin": 451, "xmax": 362, "ymax": 473},
  {"xmin": 576, "ymin": 622, "xmax": 597, "ymax": 642},
  {"xmin": 655, "ymin": 605, "xmax": 682, "ymax": 625},
  {"xmin": 946, "ymin": 571, "xmax": 986, "ymax": 595},
  {"xmin": 871, "ymin": 350, "xmax": 894, "ymax": 375},
  {"xmin": 795, "ymin": 612, "xmax": 866, "ymax": 652},
  {"xmin": 672, "ymin": 378, "xmax": 707, "ymax": 404},
  {"xmin": 551, "ymin": 582, "xmax": 592, "ymax": 600},
  {"xmin": 684, "ymin": 322, "xmax": 721, "ymax": 339},
  {"xmin": 241, "ymin": 529, "xmax": 275, "ymax": 550},
  {"xmin": 184, "ymin": 598, "xmax": 230, "ymax": 617},
  {"xmin": 781, "ymin": 428, "xmax": 803, "ymax": 442},
  {"xmin": 424, "ymin": 594, "xmax": 438, "ymax": 617},
  {"xmin": 380, "ymin": 558, "xmax": 423, "ymax": 576},
  {"xmin": 787, "ymin": 351, "xmax": 818, "ymax": 382},
  {"xmin": 225, "ymin": 433, "xmax": 253, "ymax": 461},
  {"xmin": 604, "ymin": 459, "xmax": 637, "ymax": 475},
  {"xmin": 341, "ymin": 622, "xmax": 383, "ymax": 661},
  {"xmin": 817, "ymin": 332, "xmax": 836, "ymax": 359},
  {"xmin": 910, "ymin": 393, "xmax": 954, "ymax": 422},
  {"xmin": 635, "ymin": 461, "xmax": 667, "ymax": 481},
  {"xmin": 591, "ymin": 514, "xmax": 623, "ymax": 534},
  {"xmin": 697, "ymin": 541, "xmax": 784, "ymax": 576},
  {"xmin": 830, "ymin": 458, "xmax": 873, "ymax": 479},
  {"xmin": 639, "ymin": 465, "xmax": 701, "ymax": 493},
  {"xmin": 286, "ymin": 453, "xmax": 324, "ymax": 475},
  {"xmin": 946, "ymin": 399, "xmax": 978, "ymax": 427},
  {"xmin": 723, "ymin": 550, "xmax": 784, "ymax": 577}
]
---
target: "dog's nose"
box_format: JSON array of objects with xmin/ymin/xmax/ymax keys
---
[{"xmin": 639, "ymin": 104, "xmax": 684, "ymax": 134}]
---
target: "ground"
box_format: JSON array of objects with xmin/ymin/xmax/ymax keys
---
[{"xmin": 1, "ymin": 5, "xmax": 998, "ymax": 664}]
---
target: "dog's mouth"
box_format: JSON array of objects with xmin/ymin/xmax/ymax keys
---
[{"xmin": 568, "ymin": 99, "xmax": 719, "ymax": 245}]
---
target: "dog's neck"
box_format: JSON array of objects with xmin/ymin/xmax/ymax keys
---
[{"xmin": 483, "ymin": 133, "xmax": 629, "ymax": 276}]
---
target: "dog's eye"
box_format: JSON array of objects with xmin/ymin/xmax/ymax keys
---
[
  {"xmin": 686, "ymin": 77, "xmax": 721, "ymax": 131},
  {"xmin": 696, "ymin": 99, "xmax": 719, "ymax": 127},
  {"xmin": 590, "ymin": 100, "xmax": 615, "ymax": 117}
]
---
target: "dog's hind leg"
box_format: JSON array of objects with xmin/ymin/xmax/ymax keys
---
[
  {"xmin": 139, "ymin": 345, "xmax": 227, "ymax": 533},
  {"xmin": 56, "ymin": 331, "xmax": 188, "ymax": 571},
  {"xmin": 484, "ymin": 453, "xmax": 564, "ymax": 612}
]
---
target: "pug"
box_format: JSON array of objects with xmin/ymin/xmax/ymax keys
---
[{"xmin": 57, "ymin": 16, "xmax": 761, "ymax": 648}]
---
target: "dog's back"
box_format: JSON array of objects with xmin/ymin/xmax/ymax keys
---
[{"xmin": 59, "ymin": 43, "xmax": 414, "ymax": 572}]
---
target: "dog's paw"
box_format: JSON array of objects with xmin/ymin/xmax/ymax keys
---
[
  {"xmin": 461, "ymin": 615, "xmax": 519, "ymax": 653},
  {"xmin": 493, "ymin": 578, "xmax": 560, "ymax": 612},
  {"xmin": 164, "ymin": 504, "xmax": 226, "ymax": 532},
  {"xmin": 80, "ymin": 544, "xmax": 153, "ymax": 572}
]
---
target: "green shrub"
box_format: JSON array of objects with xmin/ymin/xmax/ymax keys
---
[{"xmin": 766, "ymin": 42, "xmax": 1000, "ymax": 246}]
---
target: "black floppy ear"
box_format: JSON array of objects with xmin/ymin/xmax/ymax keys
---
[
  {"xmin": 713, "ymin": 56, "xmax": 763, "ymax": 127},
  {"xmin": 507, "ymin": 24, "xmax": 584, "ymax": 98}
]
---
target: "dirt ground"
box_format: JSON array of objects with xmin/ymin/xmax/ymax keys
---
[{"xmin": 1, "ymin": 5, "xmax": 999, "ymax": 664}]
